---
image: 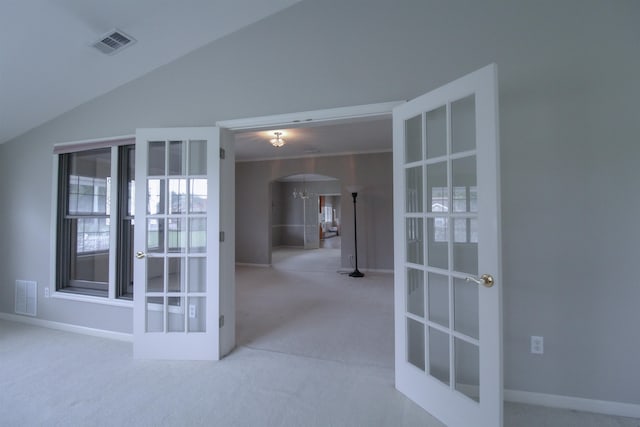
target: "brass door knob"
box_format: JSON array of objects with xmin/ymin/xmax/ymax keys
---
[{"xmin": 465, "ymin": 274, "xmax": 495, "ymax": 288}]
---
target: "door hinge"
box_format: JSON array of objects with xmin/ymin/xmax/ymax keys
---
[
  {"xmin": 219, "ymin": 231, "xmax": 225, "ymax": 242},
  {"xmin": 219, "ymin": 315, "xmax": 225, "ymax": 328},
  {"xmin": 220, "ymin": 148, "xmax": 226, "ymax": 159}
]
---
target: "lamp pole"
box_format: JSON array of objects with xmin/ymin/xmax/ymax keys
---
[{"xmin": 349, "ymin": 192, "xmax": 364, "ymax": 278}]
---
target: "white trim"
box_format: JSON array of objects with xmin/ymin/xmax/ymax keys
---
[
  {"xmin": 217, "ymin": 101, "xmax": 404, "ymax": 131},
  {"xmin": 235, "ymin": 262, "xmax": 271, "ymax": 268},
  {"xmin": 505, "ymin": 389, "xmax": 640, "ymax": 419},
  {"xmin": 53, "ymin": 134, "xmax": 135, "ymax": 153},
  {"xmin": 51, "ymin": 290, "xmax": 133, "ymax": 308},
  {"xmin": 0, "ymin": 312, "xmax": 132, "ymax": 342}
]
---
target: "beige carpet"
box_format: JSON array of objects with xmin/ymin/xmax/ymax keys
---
[{"xmin": 1, "ymin": 247, "xmax": 638, "ymax": 426}]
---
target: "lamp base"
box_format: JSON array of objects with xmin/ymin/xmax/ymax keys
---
[{"xmin": 349, "ymin": 269, "xmax": 365, "ymax": 278}]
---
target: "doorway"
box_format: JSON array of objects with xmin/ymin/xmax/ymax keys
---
[
  {"xmin": 271, "ymin": 173, "xmax": 342, "ymax": 272},
  {"xmin": 218, "ymin": 102, "xmax": 398, "ymax": 361}
]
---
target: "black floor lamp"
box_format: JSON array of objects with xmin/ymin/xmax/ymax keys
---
[{"xmin": 349, "ymin": 191, "xmax": 364, "ymax": 278}]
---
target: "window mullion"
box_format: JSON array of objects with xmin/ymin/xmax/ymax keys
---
[{"xmin": 108, "ymin": 146, "xmax": 118, "ymax": 299}]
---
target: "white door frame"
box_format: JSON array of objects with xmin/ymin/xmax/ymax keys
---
[{"xmin": 217, "ymin": 101, "xmax": 403, "ymax": 264}]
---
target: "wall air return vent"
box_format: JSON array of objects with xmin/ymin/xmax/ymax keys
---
[
  {"xmin": 15, "ymin": 280, "xmax": 37, "ymax": 317},
  {"xmin": 92, "ymin": 29, "xmax": 136, "ymax": 55}
]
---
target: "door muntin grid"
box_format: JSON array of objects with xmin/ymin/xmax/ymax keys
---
[
  {"xmin": 144, "ymin": 139, "xmax": 208, "ymax": 334},
  {"xmin": 403, "ymin": 95, "xmax": 481, "ymax": 403}
]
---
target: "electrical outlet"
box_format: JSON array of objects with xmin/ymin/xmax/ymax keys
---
[
  {"xmin": 189, "ymin": 304, "xmax": 196, "ymax": 318},
  {"xmin": 531, "ymin": 336, "xmax": 544, "ymax": 354},
  {"xmin": 44, "ymin": 287, "xmax": 50, "ymax": 298}
]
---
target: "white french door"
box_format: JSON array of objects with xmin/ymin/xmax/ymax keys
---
[
  {"xmin": 393, "ymin": 64, "xmax": 502, "ymax": 426},
  {"xmin": 133, "ymin": 127, "xmax": 221, "ymax": 360}
]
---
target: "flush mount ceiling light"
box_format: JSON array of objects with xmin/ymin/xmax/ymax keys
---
[{"xmin": 270, "ymin": 131, "xmax": 285, "ymax": 148}]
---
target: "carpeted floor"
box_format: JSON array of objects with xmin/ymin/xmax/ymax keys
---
[{"xmin": 1, "ymin": 246, "xmax": 638, "ymax": 426}]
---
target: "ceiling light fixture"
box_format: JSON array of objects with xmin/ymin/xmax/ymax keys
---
[{"xmin": 270, "ymin": 131, "xmax": 285, "ymax": 148}]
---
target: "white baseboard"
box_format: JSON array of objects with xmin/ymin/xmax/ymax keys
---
[
  {"xmin": 235, "ymin": 262, "xmax": 271, "ymax": 268},
  {"xmin": 2, "ymin": 312, "xmax": 638, "ymax": 419},
  {"xmin": 0, "ymin": 312, "xmax": 133, "ymax": 342},
  {"xmin": 505, "ymin": 389, "xmax": 640, "ymax": 419}
]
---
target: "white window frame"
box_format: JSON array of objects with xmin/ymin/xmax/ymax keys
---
[{"xmin": 50, "ymin": 135, "xmax": 135, "ymax": 307}]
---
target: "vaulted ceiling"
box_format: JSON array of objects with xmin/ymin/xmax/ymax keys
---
[{"xmin": 0, "ymin": 0, "xmax": 302, "ymax": 144}]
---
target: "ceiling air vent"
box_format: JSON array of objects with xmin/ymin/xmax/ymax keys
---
[{"xmin": 92, "ymin": 29, "xmax": 136, "ymax": 55}]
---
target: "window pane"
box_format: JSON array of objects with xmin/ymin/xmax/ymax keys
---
[
  {"xmin": 169, "ymin": 179, "xmax": 187, "ymax": 214},
  {"xmin": 168, "ymin": 257, "xmax": 186, "ymax": 293},
  {"xmin": 189, "ymin": 179, "xmax": 207, "ymax": 214},
  {"xmin": 67, "ymin": 148, "xmax": 111, "ymax": 215},
  {"xmin": 147, "ymin": 179, "xmax": 165, "ymax": 215},
  {"xmin": 68, "ymin": 219, "xmax": 109, "ymax": 286},
  {"xmin": 189, "ymin": 140, "xmax": 207, "ymax": 175},
  {"xmin": 426, "ymin": 106, "xmax": 446, "ymax": 159},
  {"xmin": 189, "ymin": 218, "xmax": 206, "ymax": 253},
  {"xmin": 451, "ymin": 95, "xmax": 476, "ymax": 153},
  {"xmin": 168, "ymin": 140, "xmax": 185, "ymax": 175},
  {"xmin": 405, "ymin": 115, "xmax": 422, "ymax": 163},
  {"xmin": 188, "ymin": 297, "xmax": 206, "ymax": 332},
  {"xmin": 148, "ymin": 141, "xmax": 165, "ymax": 176}
]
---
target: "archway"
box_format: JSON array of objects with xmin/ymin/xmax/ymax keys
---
[{"xmin": 270, "ymin": 173, "xmax": 342, "ymax": 272}]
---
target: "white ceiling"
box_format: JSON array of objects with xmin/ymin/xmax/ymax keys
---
[
  {"xmin": 233, "ymin": 117, "xmax": 392, "ymax": 162},
  {"xmin": 0, "ymin": 0, "xmax": 302, "ymax": 144}
]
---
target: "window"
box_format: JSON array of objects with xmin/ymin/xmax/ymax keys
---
[{"xmin": 55, "ymin": 141, "xmax": 135, "ymax": 300}]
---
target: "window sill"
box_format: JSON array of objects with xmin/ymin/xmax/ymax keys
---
[{"xmin": 51, "ymin": 291, "xmax": 133, "ymax": 308}]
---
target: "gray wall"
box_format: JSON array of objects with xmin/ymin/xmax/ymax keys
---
[
  {"xmin": 271, "ymin": 180, "xmax": 341, "ymax": 249},
  {"xmin": 0, "ymin": 0, "xmax": 638, "ymax": 407},
  {"xmin": 237, "ymin": 155, "xmax": 393, "ymax": 268}
]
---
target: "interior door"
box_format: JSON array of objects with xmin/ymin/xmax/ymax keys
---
[
  {"xmin": 133, "ymin": 127, "xmax": 221, "ymax": 360},
  {"xmin": 393, "ymin": 64, "xmax": 502, "ymax": 426}
]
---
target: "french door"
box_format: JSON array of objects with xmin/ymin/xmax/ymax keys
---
[
  {"xmin": 393, "ymin": 64, "xmax": 502, "ymax": 426},
  {"xmin": 133, "ymin": 127, "xmax": 221, "ymax": 360}
]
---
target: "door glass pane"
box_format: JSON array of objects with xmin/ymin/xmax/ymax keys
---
[
  {"xmin": 188, "ymin": 258, "xmax": 206, "ymax": 292},
  {"xmin": 455, "ymin": 338, "xmax": 480, "ymax": 402},
  {"xmin": 429, "ymin": 327, "xmax": 450, "ymax": 385},
  {"xmin": 189, "ymin": 218, "xmax": 206, "ymax": 253},
  {"xmin": 428, "ymin": 273, "xmax": 449, "ymax": 327},
  {"xmin": 406, "ymin": 167, "xmax": 423, "ymax": 213},
  {"xmin": 148, "ymin": 141, "xmax": 165, "ymax": 176},
  {"xmin": 168, "ymin": 140, "xmax": 185, "ymax": 175},
  {"xmin": 454, "ymin": 278, "xmax": 479, "ymax": 339},
  {"xmin": 407, "ymin": 268, "xmax": 424, "ymax": 318},
  {"xmin": 147, "ymin": 219, "xmax": 164, "ymax": 253},
  {"xmin": 452, "ymin": 156, "xmax": 476, "ymax": 213},
  {"xmin": 451, "ymin": 95, "xmax": 476, "ymax": 153},
  {"xmin": 407, "ymin": 318, "xmax": 425, "ymax": 371},
  {"xmin": 146, "ymin": 258, "xmax": 164, "ymax": 292},
  {"xmin": 427, "ymin": 218, "xmax": 448, "ymax": 269},
  {"xmin": 188, "ymin": 297, "xmax": 206, "ymax": 332},
  {"xmin": 406, "ymin": 218, "xmax": 424, "ymax": 265},
  {"xmin": 168, "ymin": 218, "xmax": 186, "ymax": 253},
  {"xmin": 189, "ymin": 140, "xmax": 207, "ymax": 175},
  {"xmin": 146, "ymin": 297, "xmax": 164, "ymax": 332},
  {"xmin": 189, "ymin": 179, "xmax": 207, "ymax": 214},
  {"xmin": 426, "ymin": 106, "xmax": 446, "ymax": 159},
  {"xmin": 426, "ymin": 162, "xmax": 448, "ymax": 213},
  {"xmin": 167, "ymin": 297, "xmax": 185, "ymax": 332},
  {"xmin": 169, "ymin": 179, "xmax": 187, "ymax": 214},
  {"xmin": 453, "ymin": 220, "xmax": 478, "ymax": 275},
  {"xmin": 147, "ymin": 179, "xmax": 165, "ymax": 215},
  {"xmin": 167, "ymin": 257, "xmax": 185, "ymax": 293},
  {"xmin": 405, "ymin": 115, "xmax": 422, "ymax": 163}
]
